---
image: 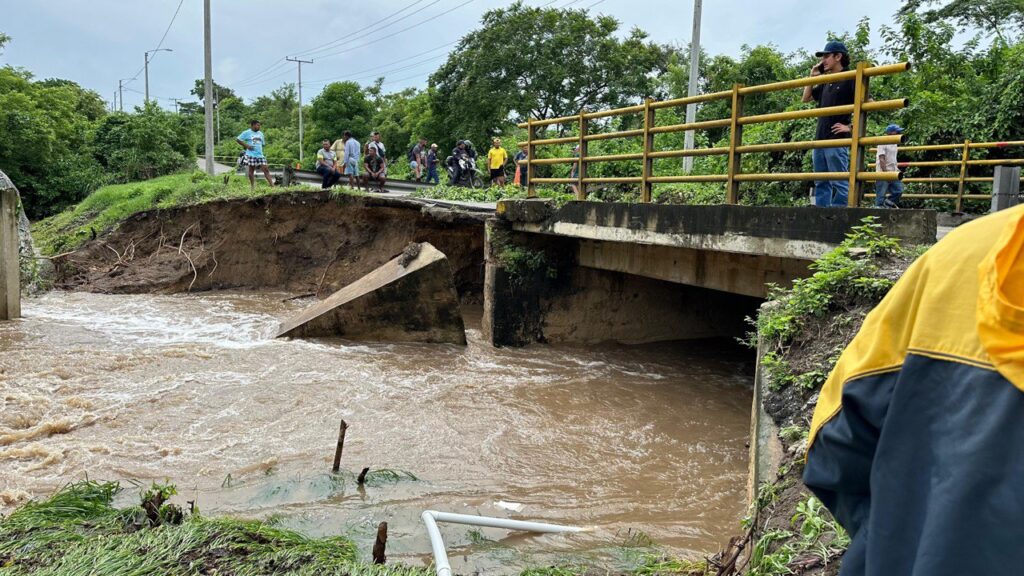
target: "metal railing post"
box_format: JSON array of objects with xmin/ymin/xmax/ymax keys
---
[
  {"xmin": 526, "ymin": 119, "xmax": 537, "ymax": 198},
  {"xmin": 956, "ymin": 139, "xmax": 971, "ymax": 213},
  {"xmin": 725, "ymin": 83, "xmax": 745, "ymax": 204},
  {"xmin": 847, "ymin": 61, "xmax": 869, "ymax": 206},
  {"xmin": 577, "ymin": 110, "xmax": 588, "ymax": 200},
  {"xmin": 642, "ymin": 98, "xmax": 655, "ymax": 202}
]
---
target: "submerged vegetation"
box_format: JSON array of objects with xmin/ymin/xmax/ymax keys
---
[
  {"xmin": 0, "ymin": 481, "xmax": 424, "ymax": 576},
  {"xmin": 0, "ymin": 482, "xmax": 717, "ymax": 576}
]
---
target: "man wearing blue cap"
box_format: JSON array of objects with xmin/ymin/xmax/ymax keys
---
[
  {"xmin": 874, "ymin": 124, "xmax": 904, "ymax": 208},
  {"xmin": 802, "ymin": 40, "xmax": 855, "ymax": 207}
]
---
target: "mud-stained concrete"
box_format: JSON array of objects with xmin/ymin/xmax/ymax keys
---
[{"xmin": 51, "ymin": 192, "xmax": 487, "ymax": 299}]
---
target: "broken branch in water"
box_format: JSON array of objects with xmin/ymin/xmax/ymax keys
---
[
  {"xmin": 331, "ymin": 419, "xmax": 348, "ymax": 473},
  {"xmin": 372, "ymin": 521, "xmax": 388, "ymax": 564}
]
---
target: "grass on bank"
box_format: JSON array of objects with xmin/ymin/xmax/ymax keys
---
[
  {"xmin": 31, "ymin": 171, "xmax": 333, "ymax": 256},
  {"xmin": 409, "ymin": 183, "xmax": 573, "ymax": 205},
  {"xmin": 0, "ymin": 482, "xmax": 714, "ymax": 576},
  {"xmin": 0, "ymin": 481, "xmax": 424, "ymax": 576}
]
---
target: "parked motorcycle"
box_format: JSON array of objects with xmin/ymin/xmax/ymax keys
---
[{"xmin": 445, "ymin": 154, "xmax": 484, "ymax": 188}]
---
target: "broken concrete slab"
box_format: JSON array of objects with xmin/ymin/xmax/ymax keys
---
[{"xmin": 276, "ymin": 242, "xmax": 466, "ymax": 344}]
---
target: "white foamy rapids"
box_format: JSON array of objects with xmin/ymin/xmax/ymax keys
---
[{"xmin": 23, "ymin": 292, "xmax": 281, "ymax": 350}]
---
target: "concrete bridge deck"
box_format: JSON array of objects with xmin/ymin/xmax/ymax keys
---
[{"xmin": 483, "ymin": 200, "xmax": 936, "ymax": 346}]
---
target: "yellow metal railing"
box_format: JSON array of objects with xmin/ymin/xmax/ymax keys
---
[
  {"xmin": 867, "ymin": 140, "xmax": 1024, "ymax": 212},
  {"xmin": 518, "ymin": 62, "xmax": 911, "ymax": 206}
]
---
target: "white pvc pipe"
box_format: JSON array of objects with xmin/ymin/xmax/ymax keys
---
[{"xmin": 421, "ymin": 510, "xmax": 584, "ymax": 576}]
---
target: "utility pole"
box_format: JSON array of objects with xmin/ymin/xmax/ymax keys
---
[
  {"xmin": 683, "ymin": 0, "xmax": 703, "ymax": 173},
  {"xmin": 171, "ymin": 98, "xmax": 182, "ymax": 114},
  {"xmin": 214, "ymin": 89, "xmax": 221, "ymax": 144},
  {"xmin": 203, "ymin": 0, "xmax": 214, "ymax": 175},
  {"xmin": 286, "ymin": 56, "xmax": 313, "ymax": 163},
  {"xmin": 112, "ymin": 91, "xmax": 117, "ymax": 112},
  {"xmin": 145, "ymin": 48, "xmax": 173, "ymax": 105},
  {"xmin": 118, "ymin": 79, "xmax": 126, "ymax": 112}
]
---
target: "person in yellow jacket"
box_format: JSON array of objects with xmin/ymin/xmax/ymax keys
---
[
  {"xmin": 804, "ymin": 204, "xmax": 1024, "ymax": 575},
  {"xmin": 487, "ymin": 137, "xmax": 508, "ymax": 186}
]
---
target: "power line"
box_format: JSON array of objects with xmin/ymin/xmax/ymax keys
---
[
  {"xmin": 118, "ymin": 0, "xmax": 186, "ymax": 93},
  {"xmin": 233, "ymin": 0, "xmax": 436, "ymax": 86},
  {"xmin": 292, "ymin": 0, "xmax": 437, "ymax": 60},
  {"xmin": 296, "ymin": 0, "xmax": 477, "ymax": 64},
  {"xmin": 235, "ymin": 0, "xmax": 476, "ymax": 90},
  {"xmin": 151, "ymin": 0, "xmax": 186, "ymax": 58},
  {"xmin": 303, "ymin": 39, "xmax": 458, "ymax": 86}
]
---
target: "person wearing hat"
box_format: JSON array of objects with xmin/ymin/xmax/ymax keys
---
[
  {"xmin": 425, "ymin": 143, "xmax": 440, "ymax": 185},
  {"xmin": 802, "ymin": 40, "xmax": 855, "ymax": 208},
  {"xmin": 874, "ymin": 124, "xmax": 905, "ymax": 208}
]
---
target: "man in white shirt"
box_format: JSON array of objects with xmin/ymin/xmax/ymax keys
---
[{"xmin": 875, "ymin": 124, "xmax": 904, "ymax": 208}]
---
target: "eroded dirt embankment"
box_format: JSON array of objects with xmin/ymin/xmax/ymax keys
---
[{"xmin": 52, "ymin": 192, "xmax": 487, "ymax": 299}]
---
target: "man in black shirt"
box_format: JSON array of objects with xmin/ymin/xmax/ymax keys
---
[{"xmin": 802, "ymin": 40, "xmax": 854, "ymax": 207}]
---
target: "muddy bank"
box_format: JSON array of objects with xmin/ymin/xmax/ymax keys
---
[{"xmin": 51, "ymin": 192, "xmax": 487, "ymax": 299}]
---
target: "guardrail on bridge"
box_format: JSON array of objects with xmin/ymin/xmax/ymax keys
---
[
  {"xmin": 867, "ymin": 140, "xmax": 1024, "ymax": 212},
  {"xmin": 517, "ymin": 61, "xmax": 912, "ymax": 207}
]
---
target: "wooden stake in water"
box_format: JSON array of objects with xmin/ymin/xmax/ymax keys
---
[
  {"xmin": 372, "ymin": 521, "xmax": 388, "ymax": 564},
  {"xmin": 331, "ymin": 419, "xmax": 348, "ymax": 473},
  {"xmin": 357, "ymin": 467, "xmax": 370, "ymax": 485}
]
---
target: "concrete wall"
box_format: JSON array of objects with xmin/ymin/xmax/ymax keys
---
[{"xmin": 483, "ymin": 218, "xmax": 760, "ymax": 346}]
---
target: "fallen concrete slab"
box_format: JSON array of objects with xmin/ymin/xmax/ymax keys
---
[{"xmin": 276, "ymin": 242, "xmax": 467, "ymax": 344}]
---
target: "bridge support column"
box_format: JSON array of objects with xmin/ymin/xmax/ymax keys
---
[{"xmin": 1, "ymin": 178, "xmax": 21, "ymax": 321}]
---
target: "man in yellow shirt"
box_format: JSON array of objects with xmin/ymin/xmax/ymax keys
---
[{"xmin": 487, "ymin": 138, "xmax": 508, "ymax": 186}]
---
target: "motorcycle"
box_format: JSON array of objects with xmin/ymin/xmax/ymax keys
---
[{"xmin": 445, "ymin": 154, "xmax": 484, "ymax": 188}]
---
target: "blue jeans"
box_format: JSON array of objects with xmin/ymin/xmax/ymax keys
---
[
  {"xmin": 874, "ymin": 179, "xmax": 904, "ymax": 207},
  {"xmin": 316, "ymin": 165, "xmax": 340, "ymax": 189},
  {"xmin": 812, "ymin": 147, "xmax": 850, "ymax": 207},
  {"xmin": 426, "ymin": 165, "xmax": 439, "ymax": 184}
]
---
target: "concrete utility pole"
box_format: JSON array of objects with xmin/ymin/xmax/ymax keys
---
[
  {"xmin": 286, "ymin": 56, "xmax": 313, "ymax": 163},
  {"xmin": 118, "ymin": 79, "xmax": 126, "ymax": 112},
  {"xmin": 144, "ymin": 48, "xmax": 173, "ymax": 104},
  {"xmin": 214, "ymin": 90, "xmax": 221, "ymax": 144},
  {"xmin": 683, "ymin": 0, "xmax": 703, "ymax": 173},
  {"xmin": 203, "ymin": 0, "xmax": 214, "ymax": 175},
  {"xmin": 0, "ymin": 172, "xmax": 21, "ymax": 321}
]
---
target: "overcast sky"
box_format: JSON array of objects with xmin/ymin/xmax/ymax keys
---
[{"xmin": 2, "ymin": 0, "xmax": 906, "ymax": 110}]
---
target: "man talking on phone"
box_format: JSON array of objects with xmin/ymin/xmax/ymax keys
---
[{"xmin": 802, "ymin": 40, "xmax": 855, "ymax": 208}]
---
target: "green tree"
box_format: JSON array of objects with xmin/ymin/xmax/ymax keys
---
[
  {"xmin": 0, "ymin": 32, "xmax": 10, "ymax": 54},
  {"xmin": 93, "ymin": 102, "xmax": 193, "ymax": 182},
  {"xmin": 190, "ymin": 78, "xmax": 237, "ymax": 103},
  {"xmin": 899, "ymin": 0, "xmax": 1024, "ymax": 43},
  {"xmin": 0, "ymin": 67, "xmax": 109, "ymax": 218},
  {"xmin": 308, "ymin": 81, "xmax": 373, "ymax": 142},
  {"xmin": 428, "ymin": 1, "xmax": 667, "ymax": 140}
]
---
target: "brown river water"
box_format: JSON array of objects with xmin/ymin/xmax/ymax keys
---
[{"xmin": 0, "ymin": 291, "xmax": 753, "ymax": 573}]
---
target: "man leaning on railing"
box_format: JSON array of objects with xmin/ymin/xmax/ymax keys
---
[{"xmin": 802, "ymin": 41, "xmax": 854, "ymax": 208}]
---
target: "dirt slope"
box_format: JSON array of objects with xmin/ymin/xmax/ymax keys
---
[{"xmin": 51, "ymin": 192, "xmax": 487, "ymax": 299}]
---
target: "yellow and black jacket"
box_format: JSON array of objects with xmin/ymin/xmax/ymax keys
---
[{"xmin": 804, "ymin": 204, "xmax": 1024, "ymax": 576}]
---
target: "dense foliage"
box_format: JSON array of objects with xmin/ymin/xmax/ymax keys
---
[{"xmin": 3, "ymin": 0, "xmax": 1023, "ymax": 218}]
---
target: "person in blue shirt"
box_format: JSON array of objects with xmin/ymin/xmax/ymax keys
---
[
  {"xmin": 425, "ymin": 143, "xmax": 440, "ymax": 185},
  {"xmin": 236, "ymin": 120, "xmax": 274, "ymax": 188},
  {"xmin": 341, "ymin": 130, "xmax": 361, "ymax": 190}
]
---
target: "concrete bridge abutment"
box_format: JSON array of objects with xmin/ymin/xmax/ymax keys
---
[{"xmin": 483, "ymin": 200, "xmax": 936, "ymax": 347}]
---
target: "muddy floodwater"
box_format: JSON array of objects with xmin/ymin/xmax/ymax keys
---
[{"xmin": 0, "ymin": 291, "xmax": 753, "ymax": 572}]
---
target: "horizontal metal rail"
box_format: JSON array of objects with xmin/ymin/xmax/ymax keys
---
[{"xmin": 517, "ymin": 61, "xmax": 910, "ymax": 204}]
